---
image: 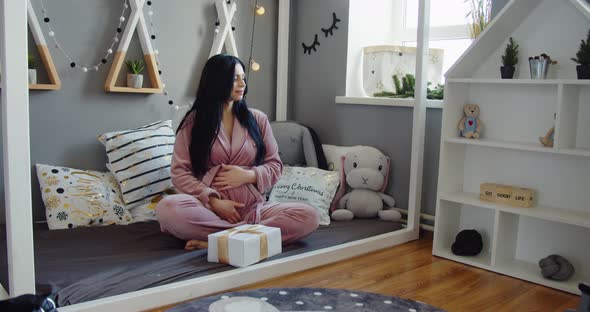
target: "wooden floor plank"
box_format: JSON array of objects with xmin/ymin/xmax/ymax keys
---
[{"xmin": 150, "ymin": 231, "xmax": 580, "ymax": 312}]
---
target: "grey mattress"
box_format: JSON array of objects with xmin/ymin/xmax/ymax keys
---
[{"xmin": 0, "ymin": 220, "xmax": 401, "ymax": 307}]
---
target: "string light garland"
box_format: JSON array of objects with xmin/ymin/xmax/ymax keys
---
[
  {"xmin": 38, "ymin": 0, "xmax": 130, "ymax": 72},
  {"xmin": 247, "ymin": 0, "xmax": 263, "ymax": 75}
]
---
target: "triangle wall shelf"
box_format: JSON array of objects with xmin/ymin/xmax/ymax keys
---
[
  {"xmin": 1, "ymin": 1, "xmax": 62, "ymax": 91},
  {"xmin": 104, "ymin": 0, "xmax": 162, "ymax": 94}
]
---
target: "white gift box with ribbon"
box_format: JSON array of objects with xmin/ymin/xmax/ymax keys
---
[{"xmin": 207, "ymin": 224, "xmax": 282, "ymax": 268}]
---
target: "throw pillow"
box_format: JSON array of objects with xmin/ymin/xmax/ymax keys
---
[
  {"xmin": 268, "ymin": 166, "xmax": 339, "ymax": 225},
  {"xmin": 98, "ymin": 120, "xmax": 175, "ymax": 221},
  {"xmin": 36, "ymin": 164, "xmax": 133, "ymax": 230}
]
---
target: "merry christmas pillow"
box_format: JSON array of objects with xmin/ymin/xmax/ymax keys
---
[{"xmin": 268, "ymin": 166, "xmax": 339, "ymax": 225}]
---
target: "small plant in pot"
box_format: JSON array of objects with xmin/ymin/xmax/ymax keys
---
[
  {"xmin": 28, "ymin": 54, "xmax": 37, "ymax": 84},
  {"xmin": 125, "ymin": 59, "xmax": 144, "ymax": 88},
  {"xmin": 571, "ymin": 29, "xmax": 590, "ymax": 79},
  {"xmin": 501, "ymin": 37, "xmax": 519, "ymax": 79}
]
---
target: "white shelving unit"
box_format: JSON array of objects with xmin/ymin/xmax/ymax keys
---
[{"xmin": 433, "ymin": 0, "xmax": 590, "ymax": 295}]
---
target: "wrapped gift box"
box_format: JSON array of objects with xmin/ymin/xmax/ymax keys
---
[{"xmin": 208, "ymin": 224, "xmax": 282, "ymax": 268}]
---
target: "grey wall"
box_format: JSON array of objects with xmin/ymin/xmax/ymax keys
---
[
  {"xmin": 289, "ymin": 0, "xmax": 441, "ymax": 216},
  {"xmin": 0, "ymin": 0, "xmax": 514, "ymax": 224},
  {"xmin": 1, "ymin": 0, "xmax": 277, "ymax": 223},
  {"xmin": 492, "ymin": 0, "xmax": 510, "ymax": 18}
]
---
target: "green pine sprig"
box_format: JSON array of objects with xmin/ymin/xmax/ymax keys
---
[
  {"xmin": 501, "ymin": 37, "xmax": 519, "ymax": 67},
  {"xmin": 571, "ymin": 29, "xmax": 590, "ymax": 65}
]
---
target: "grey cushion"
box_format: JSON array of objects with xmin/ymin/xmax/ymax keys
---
[{"xmin": 270, "ymin": 121, "xmax": 327, "ymax": 169}]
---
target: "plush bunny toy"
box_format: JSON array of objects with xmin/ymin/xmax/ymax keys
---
[{"xmin": 331, "ymin": 146, "xmax": 401, "ymax": 222}]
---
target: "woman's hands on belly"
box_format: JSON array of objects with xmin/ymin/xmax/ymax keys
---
[
  {"xmin": 209, "ymin": 197, "xmax": 245, "ymax": 223},
  {"xmin": 212, "ymin": 164, "xmax": 256, "ymax": 191}
]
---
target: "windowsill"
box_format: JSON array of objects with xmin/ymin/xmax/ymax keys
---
[{"xmin": 335, "ymin": 96, "xmax": 443, "ymax": 109}]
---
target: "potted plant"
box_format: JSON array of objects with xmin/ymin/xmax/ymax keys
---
[
  {"xmin": 571, "ymin": 29, "xmax": 590, "ymax": 79},
  {"xmin": 501, "ymin": 37, "xmax": 519, "ymax": 79},
  {"xmin": 28, "ymin": 54, "xmax": 37, "ymax": 84},
  {"xmin": 125, "ymin": 59, "xmax": 144, "ymax": 88}
]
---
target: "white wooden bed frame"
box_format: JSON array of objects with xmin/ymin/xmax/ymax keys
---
[{"xmin": 0, "ymin": 0, "xmax": 432, "ymax": 310}]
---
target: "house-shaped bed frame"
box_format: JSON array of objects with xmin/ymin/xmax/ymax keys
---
[{"xmin": 0, "ymin": 0, "xmax": 433, "ymax": 310}]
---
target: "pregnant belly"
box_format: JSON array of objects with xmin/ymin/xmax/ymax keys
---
[{"xmin": 220, "ymin": 184, "xmax": 261, "ymax": 212}]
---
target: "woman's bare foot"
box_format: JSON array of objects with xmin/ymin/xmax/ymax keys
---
[{"xmin": 185, "ymin": 240, "xmax": 208, "ymax": 250}]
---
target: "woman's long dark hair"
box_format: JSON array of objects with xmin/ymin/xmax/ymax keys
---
[{"xmin": 177, "ymin": 54, "xmax": 266, "ymax": 178}]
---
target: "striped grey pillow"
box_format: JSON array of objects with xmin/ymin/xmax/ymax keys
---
[{"xmin": 98, "ymin": 120, "xmax": 175, "ymax": 211}]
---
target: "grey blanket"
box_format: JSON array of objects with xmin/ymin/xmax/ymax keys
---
[{"xmin": 0, "ymin": 220, "xmax": 401, "ymax": 307}]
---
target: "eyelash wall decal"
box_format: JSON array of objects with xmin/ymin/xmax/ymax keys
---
[
  {"xmin": 321, "ymin": 12, "xmax": 341, "ymax": 37},
  {"xmin": 302, "ymin": 34, "xmax": 320, "ymax": 55}
]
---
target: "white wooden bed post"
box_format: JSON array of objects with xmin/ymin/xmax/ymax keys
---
[
  {"xmin": 1, "ymin": 0, "xmax": 37, "ymax": 297},
  {"xmin": 209, "ymin": 0, "xmax": 238, "ymax": 57},
  {"xmin": 407, "ymin": 0, "xmax": 431, "ymax": 238},
  {"xmin": 275, "ymin": 0, "xmax": 290, "ymax": 121}
]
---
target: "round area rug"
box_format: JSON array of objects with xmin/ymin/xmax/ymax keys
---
[{"xmin": 166, "ymin": 288, "xmax": 445, "ymax": 312}]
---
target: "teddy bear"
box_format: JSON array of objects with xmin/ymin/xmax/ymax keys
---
[
  {"xmin": 458, "ymin": 104, "xmax": 482, "ymax": 139},
  {"xmin": 330, "ymin": 146, "xmax": 402, "ymax": 222}
]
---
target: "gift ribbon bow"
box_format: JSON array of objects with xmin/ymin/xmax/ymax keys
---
[{"xmin": 218, "ymin": 225, "xmax": 269, "ymax": 264}]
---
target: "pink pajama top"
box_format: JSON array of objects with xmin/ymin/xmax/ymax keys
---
[{"xmin": 171, "ymin": 109, "xmax": 283, "ymax": 223}]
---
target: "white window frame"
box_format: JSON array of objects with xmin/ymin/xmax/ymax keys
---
[
  {"xmin": 342, "ymin": 0, "xmax": 469, "ymax": 104},
  {"xmin": 399, "ymin": 0, "xmax": 470, "ymax": 43}
]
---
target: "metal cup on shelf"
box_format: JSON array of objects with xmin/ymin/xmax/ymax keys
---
[{"xmin": 529, "ymin": 58, "xmax": 549, "ymax": 79}]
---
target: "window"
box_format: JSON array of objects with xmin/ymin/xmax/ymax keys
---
[
  {"xmin": 345, "ymin": 0, "xmax": 474, "ymax": 98},
  {"xmin": 402, "ymin": 0, "xmax": 472, "ymax": 78}
]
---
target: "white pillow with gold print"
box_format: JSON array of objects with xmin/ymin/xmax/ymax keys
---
[{"xmin": 36, "ymin": 164, "xmax": 134, "ymax": 230}]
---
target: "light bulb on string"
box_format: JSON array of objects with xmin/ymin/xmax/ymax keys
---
[
  {"xmin": 250, "ymin": 59, "xmax": 260, "ymax": 71},
  {"xmin": 255, "ymin": 5, "xmax": 265, "ymax": 15}
]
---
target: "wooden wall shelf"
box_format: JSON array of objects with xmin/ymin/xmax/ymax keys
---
[
  {"xmin": 28, "ymin": 83, "xmax": 60, "ymax": 90},
  {"xmin": 105, "ymin": 86, "xmax": 162, "ymax": 94}
]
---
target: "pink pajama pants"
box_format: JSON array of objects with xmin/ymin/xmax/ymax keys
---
[{"xmin": 155, "ymin": 194, "xmax": 320, "ymax": 244}]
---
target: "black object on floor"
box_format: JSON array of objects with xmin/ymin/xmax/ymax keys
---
[
  {"xmin": 0, "ymin": 294, "xmax": 57, "ymax": 312},
  {"xmin": 451, "ymin": 229, "xmax": 483, "ymax": 256}
]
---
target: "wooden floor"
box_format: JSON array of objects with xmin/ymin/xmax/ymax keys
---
[{"xmin": 154, "ymin": 231, "xmax": 580, "ymax": 312}]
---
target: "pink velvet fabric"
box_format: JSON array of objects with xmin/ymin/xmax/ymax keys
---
[{"xmin": 156, "ymin": 109, "xmax": 319, "ymax": 244}]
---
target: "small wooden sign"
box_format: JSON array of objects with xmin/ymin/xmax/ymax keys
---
[{"xmin": 480, "ymin": 183, "xmax": 536, "ymax": 208}]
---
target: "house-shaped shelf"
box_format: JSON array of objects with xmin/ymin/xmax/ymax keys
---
[
  {"xmin": 104, "ymin": 0, "xmax": 162, "ymax": 94},
  {"xmin": 433, "ymin": 0, "xmax": 590, "ymax": 295},
  {"xmin": 447, "ymin": 0, "xmax": 590, "ymax": 80}
]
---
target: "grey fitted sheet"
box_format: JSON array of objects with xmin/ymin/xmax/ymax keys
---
[{"xmin": 0, "ymin": 220, "xmax": 402, "ymax": 307}]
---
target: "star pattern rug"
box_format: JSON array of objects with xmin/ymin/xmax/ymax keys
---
[{"xmin": 166, "ymin": 287, "xmax": 445, "ymax": 312}]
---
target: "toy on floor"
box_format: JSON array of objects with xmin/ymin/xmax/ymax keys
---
[
  {"xmin": 566, "ymin": 283, "xmax": 590, "ymax": 312},
  {"xmin": 458, "ymin": 104, "xmax": 482, "ymax": 139},
  {"xmin": 451, "ymin": 229, "xmax": 483, "ymax": 256},
  {"xmin": 539, "ymin": 254, "xmax": 575, "ymax": 281},
  {"xmin": 331, "ymin": 146, "xmax": 401, "ymax": 222}
]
